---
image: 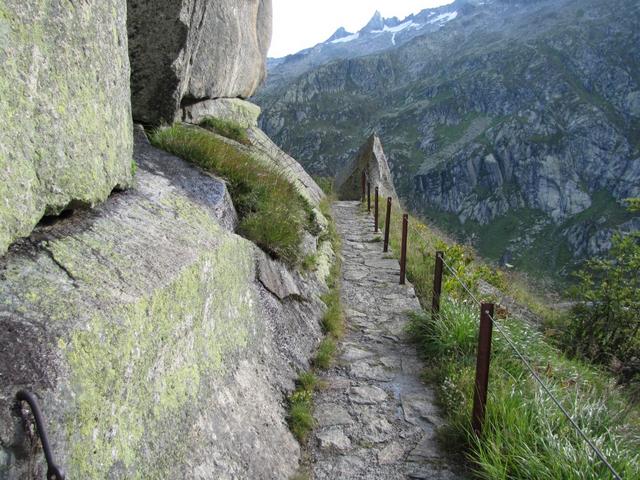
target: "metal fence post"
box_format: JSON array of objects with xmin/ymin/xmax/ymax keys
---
[
  {"xmin": 432, "ymin": 251, "xmax": 444, "ymax": 316},
  {"xmin": 472, "ymin": 303, "xmax": 494, "ymax": 436},
  {"xmin": 383, "ymin": 197, "xmax": 392, "ymax": 252},
  {"xmin": 367, "ymin": 182, "xmax": 371, "ymax": 213},
  {"xmin": 399, "ymin": 214, "xmax": 408, "ymax": 285},
  {"xmin": 374, "ymin": 187, "xmax": 379, "ymax": 232}
]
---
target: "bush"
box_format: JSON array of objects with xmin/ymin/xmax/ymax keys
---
[
  {"xmin": 151, "ymin": 124, "xmax": 313, "ymax": 265},
  {"xmin": 199, "ymin": 117, "xmax": 250, "ymax": 145},
  {"xmin": 565, "ymin": 222, "xmax": 640, "ymax": 381}
]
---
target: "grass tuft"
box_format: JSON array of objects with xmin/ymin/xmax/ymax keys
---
[
  {"xmin": 150, "ymin": 124, "xmax": 314, "ymax": 265},
  {"xmin": 314, "ymin": 337, "xmax": 337, "ymax": 370},
  {"xmin": 199, "ymin": 116, "xmax": 250, "ymax": 145}
]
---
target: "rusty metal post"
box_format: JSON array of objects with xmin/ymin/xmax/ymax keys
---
[
  {"xmin": 432, "ymin": 251, "xmax": 444, "ymax": 316},
  {"xmin": 399, "ymin": 214, "xmax": 408, "ymax": 285},
  {"xmin": 367, "ymin": 182, "xmax": 371, "ymax": 213},
  {"xmin": 374, "ymin": 187, "xmax": 379, "ymax": 232},
  {"xmin": 383, "ymin": 197, "xmax": 392, "ymax": 252},
  {"xmin": 472, "ymin": 303, "xmax": 495, "ymax": 436},
  {"xmin": 361, "ymin": 170, "xmax": 366, "ymax": 201}
]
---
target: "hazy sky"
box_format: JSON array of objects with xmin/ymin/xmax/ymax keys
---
[{"xmin": 269, "ymin": 0, "xmax": 454, "ymax": 58}]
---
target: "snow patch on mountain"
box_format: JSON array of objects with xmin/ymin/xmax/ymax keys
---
[
  {"xmin": 429, "ymin": 11, "xmax": 458, "ymax": 24},
  {"xmin": 331, "ymin": 32, "xmax": 360, "ymax": 44}
]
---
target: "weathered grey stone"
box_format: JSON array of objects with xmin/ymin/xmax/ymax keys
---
[
  {"xmin": 315, "ymin": 404, "xmax": 354, "ymax": 428},
  {"xmin": 334, "ymin": 134, "xmax": 399, "ymax": 202},
  {"xmin": 349, "ymin": 385, "xmax": 388, "ymax": 405},
  {"xmin": 378, "ymin": 442, "xmax": 405, "ymax": 465},
  {"xmin": 182, "ymin": 98, "xmax": 262, "ymax": 128},
  {"xmin": 257, "ymin": 252, "xmax": 301, "ymax": 300},
  {"xmin": 341, "ymin": 345, "xmax": 374, "ymax": 362},
  {"xmin": 128, "ymin": 0, "xmax": 273, "ymax": 124},
  {"xmin": 308, "ymin": 202, "xmax": 461, "ymax": 479},
  {"xmin": 248, "ymin": 127, "xmax": 325, "ymax": 207},
  {"xmin": 0, "ymin": 135, "xmax": 329, "ymax": 479},
  {"xmin": 0, "ymin": 0, "xmax": 133, "ymax": 256},
  {"xmin": 317, "ymin": 428, "xmax": 352, "ymax": 452}
]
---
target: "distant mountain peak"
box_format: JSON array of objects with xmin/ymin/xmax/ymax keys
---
[
  {"xmin": 326, "ymin": 27, "xmax": 352, "ymax": 43},
  {"xmin": 361, "ymin": 10, "xmax": 385, "ymax": 33}
]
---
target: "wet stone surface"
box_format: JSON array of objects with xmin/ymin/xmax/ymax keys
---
[{"xmin": 309, "ymin": 201, "xmax": 462, "ymax": 479}]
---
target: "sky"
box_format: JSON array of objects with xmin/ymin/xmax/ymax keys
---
[{"xmin": 269, "ymin": 0, "xmax": 454, "ymax": 58}]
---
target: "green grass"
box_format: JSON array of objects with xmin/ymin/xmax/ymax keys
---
[
  {"xmin": 288, "ymin": 377, "xmax": 315, "ymax": 442},
  {"xmin": 313, "ymin": 176, "xmax": 334, "ymax": 196},
  {"xmin": 151, "ymin": 124, "xmax": 314, "ymax": 265},
  {"xmin": 409, "ymin": 299, "xmax": 640, "ymax": 479},
  {"xmin": 199, "ymin": 117, "xmax": 250, "ymax": 145},
  {"xmin": 314, "ymin": 337, "xmax": 337, "ymax": 370},
  {"xmin": 301, "ymin": 253, "xmax": 318, "ymax": 272},
  {"xmin": 378, "ymin": 200, "xmax": 640, "ymax": 478}
]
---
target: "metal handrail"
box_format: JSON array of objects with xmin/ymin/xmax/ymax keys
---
[{"xmin": 16, "ymin": 390, "xmax": 65, "ymax": 480}]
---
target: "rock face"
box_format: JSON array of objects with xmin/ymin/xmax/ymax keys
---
[
  {"xmin": 0, "ymin": 132, "xmax": 330, "ymax": 479},
  {"xmin": 128, "ymin": 0, "xmax": 273, "ymax": 124},
  {"xmin": 0, "ymin": 0, "xmax": 133, "ymax": 256},
  {"xmin": 256, "ymin": 0, "xmax": 640, "ymax": 281},
  {"xmin": 335, "ymin": 134, "xmax": 399, "ymax": 202}
]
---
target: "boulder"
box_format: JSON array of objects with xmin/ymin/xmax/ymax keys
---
[
  {"xmin": 182, "ymin": 98, "xmax": 262, "ymax": 128},
  {"xmin": 0, "ymin": 0, "xmax": 133, "ymax": 256},
  {"xmin": 128, "ymin": 0, "xmax": 273, "ymax": 124},
  {"xmin": 334, "ymin": 134, "xmax": 399, "ymax": 202}
]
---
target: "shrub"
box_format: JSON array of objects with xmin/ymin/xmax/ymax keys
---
[
  {"xmin": 151, "ymin": 124, "xmax": 313, "ymax": 265},
  {"xmin": 565, "ymin": 219, "xmax": 640, "ymax": 381},
  {"xmin": 199, "ymin": 117, "xmax": 250, "ymax": 145}
]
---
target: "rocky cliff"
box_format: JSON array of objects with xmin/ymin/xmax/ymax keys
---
[
  {"xmin": 256, "ymin": 0, "xmax": 640, "ymax": 282},
  {"xmin": 1, "ymin": 1, "xmax": 335, "ymax": 478},
  {"xmin": 0, "ymin": 0, "xmax": 133, "ymax": 256}
]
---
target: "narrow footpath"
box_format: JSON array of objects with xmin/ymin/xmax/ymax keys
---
[{"xmin": 309, "ymin": 201, "xmax": 460, "ymax": 479}]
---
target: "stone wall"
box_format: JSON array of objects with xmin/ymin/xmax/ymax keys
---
[{"xmin": 0, "ymin": 0, "xmax": 133, "ymax": 256}]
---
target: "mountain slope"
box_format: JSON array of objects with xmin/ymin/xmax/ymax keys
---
[{"xmin": 256, "ymin": 0, "xmax": 640, "ymax": 283}]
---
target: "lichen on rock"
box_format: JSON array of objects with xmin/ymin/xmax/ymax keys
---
[{"xmin": 0, "ymin": 0, "xmax": 133, "ymax": 256}]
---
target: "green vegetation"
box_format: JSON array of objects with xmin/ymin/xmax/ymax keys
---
[
  {"xmin": 151, "ymin": 124, "xmax": 315, "ymax": 265},
  {"xmin": 409, "ymin": 299, "xmax": 639, "ymax": 479},
  {"xmin": 301, "ymin": 253, "xmax": 318, "ymax": 272},
  {"xmin": 564, "ymin": 199, "xmax": 640, "ymax": 387},
  {"xmin": 288, "ymin": 376, "xmax": 316, "ymax": 441},
  {"xmin": 199, "ymin": 117, "xmax": 250, "ymax": 145},
  {"xmin": 286, "ymin": 195, "xmax": 343, "ymax": 444},
  {"xmin": 380, "ymin": 201, "xmax": 640, "ymax": 478},
  {"xmin": 314, "ymin": 337, "xmax": 337, "ymax": 370},
  {"xmin": 313, "ymin": 176, "xmax": 334, "ymax": 196},
  {"xmin": 315, "ymin": 196, "xmax": 345, "ymax": 367}
]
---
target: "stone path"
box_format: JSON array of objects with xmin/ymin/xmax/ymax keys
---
[{"xmin": 309, "ymin": 201, "xmax": 461, "ymax": 479}]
